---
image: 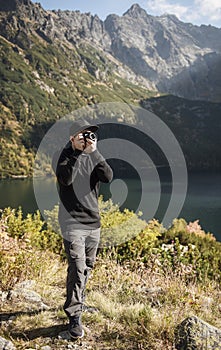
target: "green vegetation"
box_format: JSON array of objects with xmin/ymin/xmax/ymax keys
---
[
  {"xmin": 141, "ymin": 95, "xmax": 221, "ymax": 171},
  {"xmin": 1, "ymin": 18, "xmax": 221, "ymax": 178},
  {"xmin": 0, "ymin": 32, "xmax": 156, "ymax": 178},
  {"xmin": 0, "ymin": 199, "xmax": 221, "ymax": 349}
]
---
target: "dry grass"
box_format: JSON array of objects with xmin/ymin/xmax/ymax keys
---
[{"xmin": 0, "ymin": 252, "xmax": 221, "ymax": 350}]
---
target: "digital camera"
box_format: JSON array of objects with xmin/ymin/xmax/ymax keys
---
[{"xmin": 83, "ymin": 132, "xmax": 97, "ymax": 142}]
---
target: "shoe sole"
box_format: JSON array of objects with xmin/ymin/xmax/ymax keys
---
[{"xmin": 69, "ymin": 329, "xmax": 85, "ymax": 340}]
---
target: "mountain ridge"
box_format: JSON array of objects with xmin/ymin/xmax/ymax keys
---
[
  {"xmin": 0, "ymin": 0, "xmax": 221, "ymax": 177},
  {"xmin": 1, "ymin": 0, "xmax": 221, "ymax": 101}
]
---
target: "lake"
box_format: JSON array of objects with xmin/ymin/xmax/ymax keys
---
[{"xmin": 0, "ymin": 172, "xmax": 221, "ymax": 241}]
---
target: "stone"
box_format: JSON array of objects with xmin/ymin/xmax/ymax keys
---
[
  {"xmin": 175, "ymin": 315, "xmax": 221, "ymax": 350},
  {"xmin": 0, "ymin": 336, "xmax": 16, "ymax": 350},
  {"xmin": 7, "ymin": 280, "xmax": 50, "ymax": 310},
  {"xmin": 14, "ymin": 280, "xmax": 36, "ymax": 290},
  {"xmin": 0, "ymin": 0, "xmax": 31, "ymax": 12},
  {"xmin": 9, "ymin": 289, "xmax": 42, "ymax": 303},
  {"xmin": 0, "ymin": 291, "xmax": 9, "ymax": 302}
]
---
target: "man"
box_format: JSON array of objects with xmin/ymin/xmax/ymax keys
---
[{"xmin": 53, "ymin": 119, "xmax": 113, "ymax": 339}]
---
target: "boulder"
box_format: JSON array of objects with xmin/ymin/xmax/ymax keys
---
[
  {"xmin": 175, "ymin": 315, "xmax": 221, "ymax": 350},
  {"xmin": 0, "ymin": 336, "xmax": 16, "ymax": 350}
]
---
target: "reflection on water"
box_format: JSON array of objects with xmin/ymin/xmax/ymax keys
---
[{"xmin": 0, "ymin": 172, "xmax": 220, "ymax": 241}]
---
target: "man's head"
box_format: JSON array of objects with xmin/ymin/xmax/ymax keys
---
[
  {"xmin": 69, "ymin": 119, "xmax": 98, "ymax": 137},
  {"xmin": 69, "ymin": 119, "xmax": 99, "ymax": 152}
]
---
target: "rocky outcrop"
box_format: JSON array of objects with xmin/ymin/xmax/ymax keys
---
[
  {"xmin": 1, "ymin": 280, "xmax": 49, "ymax": 313},
  {"xmin": 104, "ymin": 4, "xmax": 221, "ymax": 101},
  {"xmin": 175, "ymin": 316, "xmax": 221, "ymax": 350},
  {"xmin": 0, "ymin": 0, "xmax": 31, "ymax": 12},
  {"xmin": 0, "ymin": 336, "xmax": 16, "ymax": 350},
  {"xmin": 0, "ymin": 1, "xmax": 221, "ymax": 101}
]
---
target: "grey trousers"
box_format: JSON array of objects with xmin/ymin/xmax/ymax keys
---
[{"xmin": 62, "ymin": 227, "xmax": 100, "ymax": 318}]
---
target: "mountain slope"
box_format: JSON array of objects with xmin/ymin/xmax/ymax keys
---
[
  {"xmin": 0, "ymin": 0, "xmax": 221, "ymax": 177},
  {"xmin": 104, "ymin": 4, "xmax": 221, "ymax": 101},
  {"xmin": 0, "ymin": 1, "xmax": 156, "ymax": 177},
  {"xmin": 1, "ymin": 1, "xmax": 221, "ymax": 101},
  {"xmin": 141, "ymin": 95, "xmax": 221, "ymax": 170}
]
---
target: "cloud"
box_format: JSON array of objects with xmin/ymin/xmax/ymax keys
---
[
  {"xmin": 146, "ymin": 0, "xmax": 189, "ymax": 18},
  {"xmin": 145, "ymin": 0, "xmax": 221, "ymax": 25},
  {"xmin": 195, "ymin": 0, "xmax": 221, "ymax": 21}
]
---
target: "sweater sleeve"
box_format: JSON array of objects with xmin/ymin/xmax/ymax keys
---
[
  {"xmin": 90, "ymin": 150, "xmax": 113, "ymax": 183},
  {"xmin": 54, "ymin": 149, "xmax": 82, "ymax": 186}
]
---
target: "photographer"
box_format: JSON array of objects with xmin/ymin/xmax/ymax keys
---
[{"xmin": 53, "ymin": 119, "xmax": 113, "ymax": 339}]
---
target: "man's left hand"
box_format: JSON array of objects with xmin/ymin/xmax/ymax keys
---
[{"xmin": 84, "ymin": 139, "xmax": 97, "ymax": 153}]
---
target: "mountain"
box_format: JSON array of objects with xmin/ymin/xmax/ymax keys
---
[
  {"xmin": 0, "ymin": 0, "xmax": 221, "ymax": 177},
  {"xmin": 141, "ymin": 95, "xmax": 221, "ymax": 170},
  {"xmin": 105, "ymin": 4, "xmax": 221, "ymax": 101},
  {"xmin": 1, "ymin": 1, "xmax": 221, "ymax": 101}
]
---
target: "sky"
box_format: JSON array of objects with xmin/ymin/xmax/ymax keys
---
[{"xmin": 33, "ymin": 0, "xmax": 221, "ymax": 27}]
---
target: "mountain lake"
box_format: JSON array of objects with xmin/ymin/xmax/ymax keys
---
[{"xmin": 0, "ymin": 171, "xmax": 220, "ymax": 241}]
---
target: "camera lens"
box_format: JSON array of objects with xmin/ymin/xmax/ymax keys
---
[
  {"xmin": 89, "ymin": 132, "xmax": 96, "ymax": 141},
  {"xmin": 83, "ymin": 132, "xmax": 96, "ymax": 141}
]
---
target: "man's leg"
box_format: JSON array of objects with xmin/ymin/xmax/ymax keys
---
[
  {"xmin": 63, "ymin": 229, "xmax": 89, "ymax": 339},
  {"xmin": 62, "ymin": 228, "xmax": 100, "ymax": 339},
  {"xmin": 63, "ymin": 232, "xmax": 86, "ymax": 318},
  {"xmin": 82, "ymin": 228, "xmax": 100, "ymax": 304}
]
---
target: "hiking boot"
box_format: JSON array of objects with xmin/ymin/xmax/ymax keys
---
[{"xmin": 69, "ymin": 315, "xmax": 84, "ymax": 340}]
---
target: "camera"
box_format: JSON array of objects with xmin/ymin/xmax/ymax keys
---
[{"xmin": 83, "ymin": 132, "xmax": 97, "ymax": 142}]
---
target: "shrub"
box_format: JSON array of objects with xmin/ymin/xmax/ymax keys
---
[
  {"xmin": 115, "ymin": 218, "xmax": 164, "ymax": 262},
  {"xmin": 0, "ymin": 207, "xmax": 63, "ymax": 255},
  {"xmin": 99, "ymin": 197, "xmax": 147, "ymax": 248},
  {"xmin": 1, "ymin": 203, "xmax": 220, "ymax": 286},
  {"xmin": 0, "ymin": 210, "xmax": 41, "ymax": 290}
]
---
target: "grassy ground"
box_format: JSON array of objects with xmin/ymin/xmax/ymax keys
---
[{"xmin": 1, "ymin": 250, "xmax": 221, "ymax": 350}]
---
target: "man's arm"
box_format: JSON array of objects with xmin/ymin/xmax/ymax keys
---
[
  {"xmin": 90, "ymin": 150, "xmax": 113, "ymax": 183},
  {"xmin": 52, "ymin": 149, "xmax": 81, "ymax": 186}
]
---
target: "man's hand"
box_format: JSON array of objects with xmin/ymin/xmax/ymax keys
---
[{"xmin": 84, "ymin": 138, "xmax": 97, "ymax": 153}]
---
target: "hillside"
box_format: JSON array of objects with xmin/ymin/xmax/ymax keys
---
[
  {"xmin": 1, "ymin": 204, "xmax": 221, "ymax": 349},
  {"xmin": 141, "ymin": 95, "xmax": 221, "ymax": 170},
  {"xmin": 0, "ymin": 0, "xmax": 221, "ymax": 177},
  {"xmin": 0, "ymin": 1, "xmax": 157, "ymax": 177},
  {"xmin": 1, "ymin": 0, "xmax": 221, "ymax": 101}
]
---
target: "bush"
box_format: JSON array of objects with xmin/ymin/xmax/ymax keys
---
[
  {"xmin": 0, "ymin": 210, "xmax": 41, "ymax": 290},
  {"xmin": 116, "ymin": 217, "xmax": 221, "ymax": 283},
  {"xmin": 99, "ymin": 197, "xmax": 147, "ymax": 247},
  {"xmin": 0, "ymin": 207, "xmax": 63, "ymax": 255},
  {"xmin": 154, "ymin": 218, "xmax": 221, "ymax": 282},
  {"xmin": 1, "ymin": 203, "xmax": 220, "ymax": 288},
  {"xmin": 114, "ymin": 218, "xmax": 164, "ymax": 262}
]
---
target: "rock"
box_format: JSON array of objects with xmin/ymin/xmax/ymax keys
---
[
  {"xmin": 6, "ymin": 280, "xmax": 50, "ymax": 310},
  {"xmin": 58, "ymin": 330, "xmax": 72, "ymax": 341},
  {"xmin": 0, "ymin": 336, "xmax": 16, "ymax": 350},
  {"xmin": 10, "ymin": 289, "xmax": 42, "ymax": 303},
  {"xmin": 14, "ymin": 279, "xmax": 36, "ymax": 290},
  {"xmin": 0, "ymin": 0, "xmax": 31, "ymax": 12},
  {"xmin": 137, "ymin": 286, "xmax": 163, "ymax": 307},
  {"xmin": 145, "ymin": 287, "xmax": 163, "ymax": 294},
  {"xmin": 175, "ymin": 315, "xmax": 221, "ymax": 350},
  {"xmin": 0, "ymin": 291, "xmax": 9, "ymax": 302}
]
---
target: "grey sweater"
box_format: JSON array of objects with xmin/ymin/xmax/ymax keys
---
[{"xmin": 53, "ymin": 142, "xmax": 113, "ymax": 231}]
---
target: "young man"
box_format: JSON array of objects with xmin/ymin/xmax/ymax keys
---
[{"xmin": 53, "ymin": 119, "xmax": 113, "ymax": 339}]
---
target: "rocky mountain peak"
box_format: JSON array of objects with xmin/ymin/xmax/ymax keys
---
[
  {"xmin": 159, "ymin": 13, "xmax": 180, "ymax": 23},
  {"xmin": 0, "ymin": 0, "xmax": 221, "ymax": 102},
  {"xmin": 123, "ymin": 3, "xmax": 148, "ymax": 19}
]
